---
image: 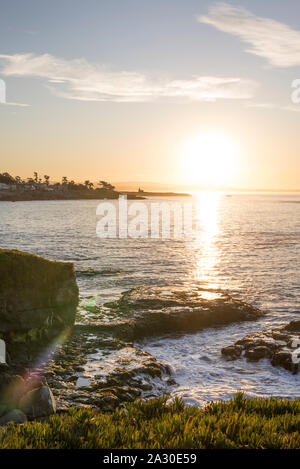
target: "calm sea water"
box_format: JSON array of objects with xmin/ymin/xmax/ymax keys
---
[{"xmin": 0, "ymin": 192, "xmax": 299, "ymax": 405}]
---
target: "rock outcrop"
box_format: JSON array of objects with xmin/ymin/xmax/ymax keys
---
[
  {"xmin": 44, "ymin": 329, "xmax": 173, "ymax": 412},
  {"xmin": 99, "ymin": 287, "xmax": 264, "ymax": 340},
  {"xmin": 0, "ymin": 249, "xmax": 79, "ymax": 363},
  {"xmin": 222, "ymin": 320, "xmax": 300, "ymax": 373},
  {"xmin": 0, "ymin": 249, "xmax": 79, "ymax": 424}
]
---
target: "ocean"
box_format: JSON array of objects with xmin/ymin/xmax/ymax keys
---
[{"xmin": 0, "ymin": 192, "xmax": 299, "ymax": 406}]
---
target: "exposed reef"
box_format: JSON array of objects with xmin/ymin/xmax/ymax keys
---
[
  {"xmin": 222, "ymin": 320, "xmax": 300, "ymax": 373},
  {"xmin": 43, "ymin": 285, "xmax": 264, "ymax": 412},
  {"xmin": 96, "ymin": 286, "xmax": 264, "ymax": 340},
  {"xmin": 44, "ymin": 330, "xmax": 173, "ymax": 412}
]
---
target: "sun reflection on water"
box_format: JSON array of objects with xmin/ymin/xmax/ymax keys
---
[{"xmin": 193, "ymin": 191, "xmax": 221, "ymax": 288}]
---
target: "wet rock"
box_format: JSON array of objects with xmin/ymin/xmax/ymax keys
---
[
  {"xmin": 94, "ymin": 393, "xmax": 120, "ymax": 412},
  {"xmin": 44, "ymin": 330, "xmax": 172, "ymax": 411},
  {"xmin": 0, "ymin": 249, "xmax": 79, "ymax": 363},
  {"xmin": 244, "ymin": 346, "xmax": 273, "ymax": 361},
  {"xmin": 76, "ymin": 268, "xmax": 121, "ymax": 277},
  {"xmin": 271, "ymin": 350, "xmax": 299, "ymax": 374},
  {"xmin": 0, "ymin": 409, "xmax": 27, "ymax": 426},
  {"xmin": 43, "ymin": 285, "xmax": 264, "ymax": 411},
  {"xmin": 284, "ymin": 320, "xmax": 300, "ymax": 333},
  {"xmin": 166, "ymin": 378, "xmax": 176, "ymax": 386},
  {"xmin": 221, "ymin": 345, "xmax": 242, "ymax": 359},
  {"xmin": 101, "ymin": 286, "xmax": 264, "ymax": 340},
  {"xmin": 222, "ymin": 320, "xmax": 300, "ymax": 373},
  {"xmin": 19, "ymin": 385, "xmax": 56, "ymax": 418}
]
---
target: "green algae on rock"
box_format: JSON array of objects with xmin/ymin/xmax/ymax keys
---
[
  {"xmin": 0, "ymin": 249, "xmax": 79, "ymax": 363},
  {"xmin": 44, "ymin": 329, "xmax": 173, "ymax": 412}
]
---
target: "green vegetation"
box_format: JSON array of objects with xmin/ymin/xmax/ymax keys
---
[
  {"xmin": 0, "ymin": 393, "xmax": 300, "ymax": 449},
  {"xmin": 0, "ymin": 249, "xmax": 75, "ymax": 296},
  {"xmin": 0, "ymin": 171, "xmax": 116, "ymax": 193},
  {"xmin": 0, "ymin": 249, "xmax": 78, "ymax": 358}
]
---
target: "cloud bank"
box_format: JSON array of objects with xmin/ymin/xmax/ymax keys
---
[
  {"xmin": 198, "ymin": 3, "xmax": 300, "ymax": 67},
  {"xmin": 0, "ymin": 52, "xmax": 256, "ymax": 103}
]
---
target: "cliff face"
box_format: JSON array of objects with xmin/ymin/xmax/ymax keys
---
[{"xmin": 0, "ymin": 249, "xmax": 79, "ymax": 361}]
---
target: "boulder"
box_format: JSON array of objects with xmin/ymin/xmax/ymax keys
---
[
  {"xmin": 0, "ymin": 373, "xmax": 26, "ymax": 410},
  {"xmin": 19, "ymin": 385, "xmax": 56, "ymax": 418},
  {"xmin": 0, "ymin": 249, "xmax": 79, "ymax": 362},
  {"xmin": 0, "ymin": 409, "xmax": 27, "ymax": 426},
  {"xmin": 283, "ymin": 320, "xmax": 300, "ymax": 333},
  {"xmin": 244, "ymin": 345, "xmax": 273, "ymax": 361},
  {"xmin": 221, "ymin": 345, "xmax": 242, "ymax": 359}
]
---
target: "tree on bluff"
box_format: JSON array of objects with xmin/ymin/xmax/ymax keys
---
[
  {"xmin": 98, "ymin": 180, "xmax": 115, "ymax": 191},
  {"xmin": 0, "ymin": 173, "xmax": 16, "ymax": 185}
]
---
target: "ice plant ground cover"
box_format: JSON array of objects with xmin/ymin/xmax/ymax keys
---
[{"xmin": 0, "ymin": 393, "xmax": 300, "ymax": 449}]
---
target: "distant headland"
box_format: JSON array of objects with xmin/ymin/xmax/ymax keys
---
[{"xmin": 0, "ymin": 172, "xmax": 190, "ymax": 201}]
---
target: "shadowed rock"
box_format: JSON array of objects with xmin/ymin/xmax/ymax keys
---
[
  {"xmin": 0, "ymin": 409, "xmax": 27, "ymax": 426},
  {"xmin": 100, "ymin": 286, "xmax": 264, "ymax": 340},
  {"xmin": 0, "ymin": 249, "xmax": 79, "ymax": 363},
  {"xmin": 221, "ymin": 319, "xmax": 300, "ymax": 373},
  {"xmin": 19, "ymin": 385, "xmax": 56, "ymax": 418}
]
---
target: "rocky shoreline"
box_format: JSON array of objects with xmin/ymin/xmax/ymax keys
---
[
  {"xmin": 222, "ymin": 320, "xmax": 300, "ymax": 373},
  {"xmin": 76, "ymin": 286, "xmax": 264, "ymax": 340},
  {"xmin": 0, "ymin": 248, "xmax": 298, "ymax": 427},
  {"xmin": 0, "ymin": 191, "xmax": 144, "ymax": 202}
]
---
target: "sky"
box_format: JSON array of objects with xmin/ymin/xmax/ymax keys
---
[{"xmin": 0, "ymin": 0, "xmax": 300, "ymax": 190}]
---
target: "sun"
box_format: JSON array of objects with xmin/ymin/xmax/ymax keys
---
[{"xmin": 183, "ymin": 133, "xmax": 238, "ymax": 187}]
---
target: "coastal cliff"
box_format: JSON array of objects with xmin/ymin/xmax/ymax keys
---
[{"xmin": 0, "ymin": 249, "xmax": 78, "ymax": 363}]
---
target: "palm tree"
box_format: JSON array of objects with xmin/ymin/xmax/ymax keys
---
[
  {"xmin": 84, "ymin": 180, "xmax": 94, "ymax": 190},
  {"xmin": 62, "ymin": 176, "xmax": 68, "ymax": 185},
  {"xmin": 44, "ymin": 175, "xmax": 50, "ymax": 186},
  {"xmin": 33, "ymin": 172, "xmax": 38, "ymax": 183},
  {"xmin": 98, "ymin": 180, "xmax": 115, "ymax": 191}
]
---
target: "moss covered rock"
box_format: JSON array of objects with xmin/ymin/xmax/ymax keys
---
[{"xmin": 0, "ymin": 249, "xmax": 78, "ymax": 361}]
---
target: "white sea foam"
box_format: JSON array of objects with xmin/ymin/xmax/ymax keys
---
[{"xmin": 0, "ymin": 192, "xmax": 299, "ymax": 404}]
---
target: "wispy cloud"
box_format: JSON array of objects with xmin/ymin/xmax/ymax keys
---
[
  {"xmin": 0, "ymin": 53, "xmax": 257, "ymax": 103},
  {"xmin": 246, "ymin": 102, "xmax": 277, "ymax": 110},
  {"xmin": 281, "ymin": 105, "xmax": 300, "ymax": 113},
  {"xmin": 0, "ymin": 101, "xmax": 29, "ymax": 107},
  {"xmin": 198, "ymin": 3, "xmax": 300, "ymax": 67},
  {"xmin": 245, "ymin": 102, "xmax": 300, "ymax": 113}
]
